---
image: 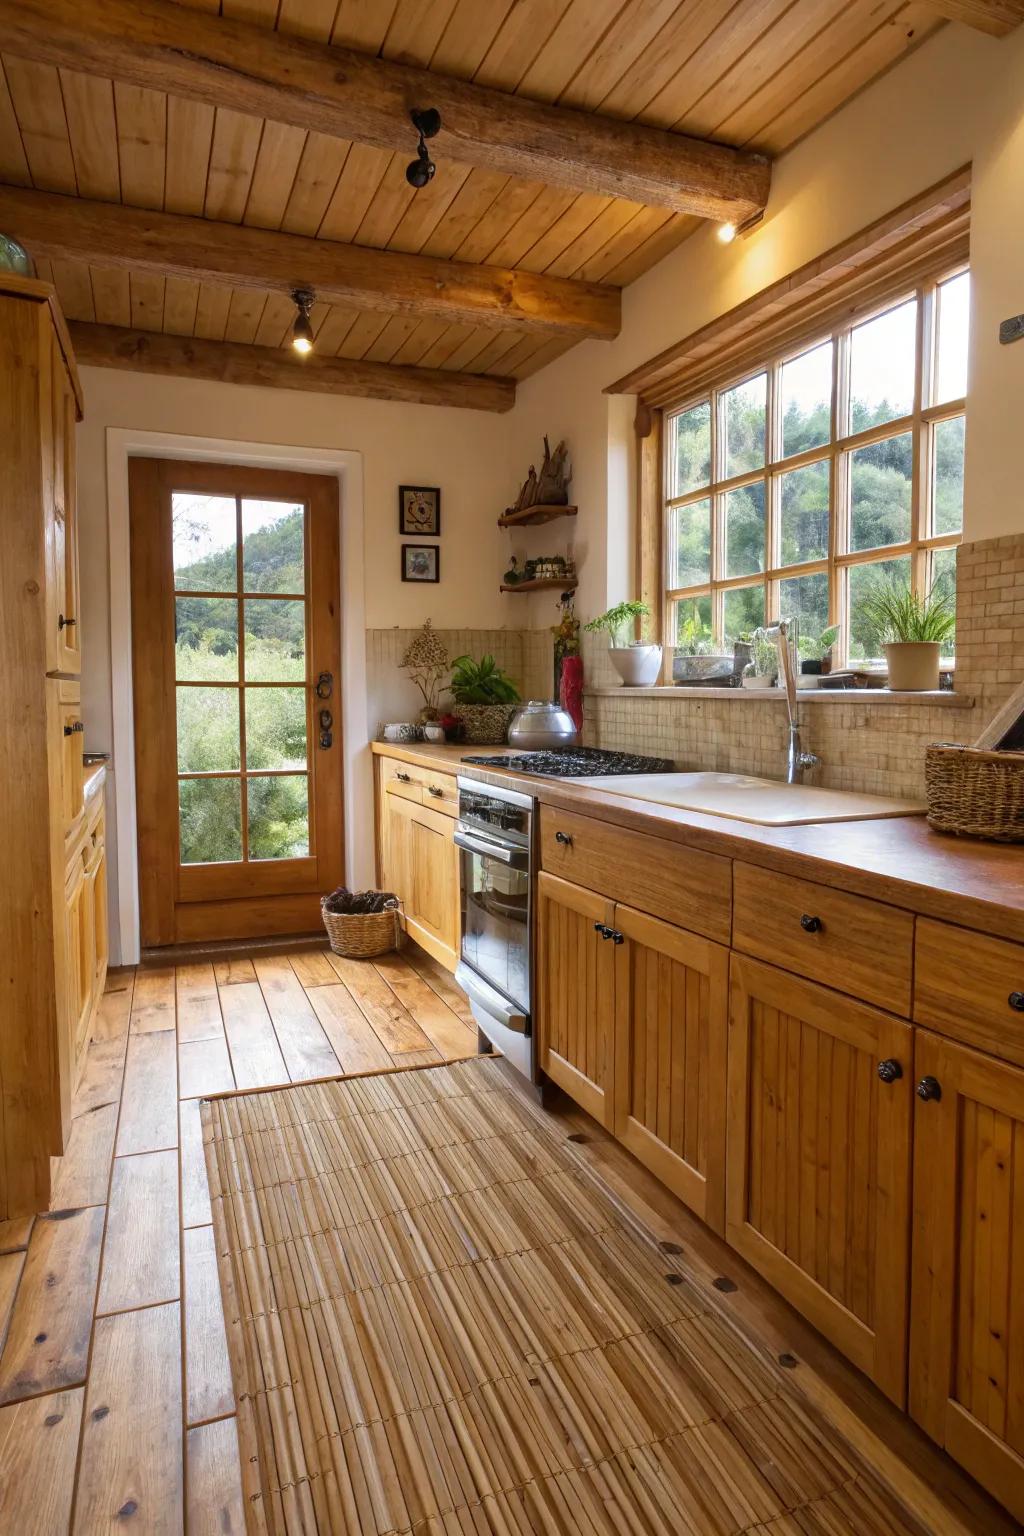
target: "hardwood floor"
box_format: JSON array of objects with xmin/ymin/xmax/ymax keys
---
[{"xmin": 0, "ymin": 941, "xmax": 475, "ymax": 1534}]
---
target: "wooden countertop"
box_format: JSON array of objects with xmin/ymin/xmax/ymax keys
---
[
  {"xmin": 84, "ymin": 761, "xmax": 107, "ymax": 800},
  {"xmin": 372, "ymin": 740, "xmax": 1024, "ymax": 943}
]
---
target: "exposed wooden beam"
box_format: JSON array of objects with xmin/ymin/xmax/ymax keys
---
[
  {"xmin": 67, "ymin": 323, "xmax": 516, "ymax": 412},
  {"xmin": 923, "ymin": 0, "xmax": 1024, "ymax": 34},
  {"xmin": 0, "ymin": 0, "xmax": 770, "ymax": 223},
  {"xmin": 0, "ymin": 187, "xmax": 618, "ymax": 340}
]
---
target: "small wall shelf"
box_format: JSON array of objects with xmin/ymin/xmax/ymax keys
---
[
  {"xmin": 500, "ymin": 576, "xmax": 578, "ymax": 594},
  {"xmin": 498, "ymin": 503, "xmax": 578, "ymax": 529}
]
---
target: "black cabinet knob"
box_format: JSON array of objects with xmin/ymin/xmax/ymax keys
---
[
  {"xmin": 916, "ymin": 1075, "xmax": 942, "ymax": 1102},
  {"xmin": 396, "ymin": 771, "xmax": 411, "ymax": 783},
  {"xmin": 427, "ymin": 785, "xmax": 443, "ymax": 797},
  {"xmin": 1009, "ymin": 992, "xmax": 1024, "ymax": 1012},
  {"xmin": 800, "ymin": 914, "xmax": 822, "ymax": 933},
  {"xmin": 58, "ymin": 613, "xmax": 76, "ymax": 630},
  {"xmin": 555, "ymin": 831, "xmax": 573, "ymax": 847},
  {"xmin": 877, "ymin": 1059, "xmax": 903, "ymax": 1084},
  {"xmin": 611, "ymin": 930, "xmax": 624, "ymax": 945}
]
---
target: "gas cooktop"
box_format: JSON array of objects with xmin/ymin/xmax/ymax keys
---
[{"xmin": 461, "ymin": 746, "xmax": 674, "ymax": 777}]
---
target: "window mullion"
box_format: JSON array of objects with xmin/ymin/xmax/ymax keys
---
[{"xmin": 832, "ymin": 326, "xmax": 850, "ymax": 665}]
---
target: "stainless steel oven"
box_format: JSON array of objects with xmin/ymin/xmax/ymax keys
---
[{"xmin": 454, "ymin": 778, "xmax": 535, "ymax": 1081}]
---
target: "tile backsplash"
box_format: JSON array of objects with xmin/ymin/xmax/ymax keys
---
[{"xmin": 366, "ymin": 627, "xmax": 554, "ymax": 731}]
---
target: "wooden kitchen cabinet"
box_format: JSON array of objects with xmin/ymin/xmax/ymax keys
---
[
  {"xmin": 537, "ymin": 871, "xmax": 616, "ymax": 1127},
  {"xmin": 727, "ymin": 955, "xmax": 913, "ymax": 1406},
  {"xmin": 49, "ymin": 333, "xmax": 81, "ymax": 677},
  {"xmin": 909, "ymin": 1031, "xmax": 1024, "ymax": 1523},
  {"xmin": 382, "ymin": 791, "xmax": 460, "ymax": 971}
]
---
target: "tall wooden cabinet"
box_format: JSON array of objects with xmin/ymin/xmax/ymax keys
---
[
  {"xmin": 375, "ymin": 756, "xmax": 460, "ymax": 972},
  {"xmin": 0, "ymin": 274, "xmax": 104, "ymax": 1222}
]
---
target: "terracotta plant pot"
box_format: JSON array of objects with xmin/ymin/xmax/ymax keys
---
[
  {"xmin": 609, "ymin": 645, "xmax": 662, "ymax": 686},
  {"xmin": 884, "ymin": 641, "xmax": 941, "ymax": 692}
]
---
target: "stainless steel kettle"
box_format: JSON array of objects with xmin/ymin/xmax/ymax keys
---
[{"xmin": 507, "ymin": 700, "xmax": 579, "ymax": 750}]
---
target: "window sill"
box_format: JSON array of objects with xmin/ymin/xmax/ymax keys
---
[{"xmin": 584, "ymin": 686, "xmax": 974, "ymax": 707}]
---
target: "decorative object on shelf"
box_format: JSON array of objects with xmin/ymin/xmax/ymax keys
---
[
  {"xmin": 401, "ymin": 543, "xmax": 440, "ymax": 583},
  {"xmin": 503, "ymin": 556, "xmax": 524, "ymax": 586},
  {"xmin": 421, "ymin": 722, "xmax": 446, "ymax": 743},
  {"xmin": 450, "ymin": 653, "xmax": 520, "ymax": 743},
  {"xmin": 585, "ymin": 600, "xmax": 663, "ymax": 687},
  {"xmin": 860, "ymin": 577, "xmax": 955, "ymax": 691},
  {"xmin": 0, "ymin": 234, "xmax": 32, "ymax": 275},
  {"xmin": 504, "ymin": 435, "xmax": 571, "ymax": 518},
  {"xmin": 551, "ymin": 591, "xmax": 581, "ymax": 702},
  {"xmin": 438, "ymin": 712, "xmax": 465, "ymax": 743},
  {"xmin": 321, "ymin": 886, "xmax": 402, "ymax": 959},
  {"xmin": 381, "ymin": 721, "xmax": 419, "ymax": 743},
  {"xmin": 508, "ymin": 700, "xmax": 578, "ymax": 750},
  {"xmin": 399, "ymin": 484, "xmax": 441, "ymax": 536},
  {"xmin": 528, "ymin": 554, "xmax": 573, "ymax": 583},
  {"xmin": 398, "ymin": 619, "xmax": 449, "ymax": 722}
]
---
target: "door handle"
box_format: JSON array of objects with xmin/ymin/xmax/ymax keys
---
[
  {"xmin": 318, "ymin": 707, "xmax": 333, "ymax": 749},
  {"xmin": 315, "ymin": 671, "xmax": 333, "ymax": 700}
]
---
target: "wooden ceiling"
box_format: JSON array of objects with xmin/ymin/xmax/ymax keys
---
[{"xmin": 0, "ymin": 0, "xmax": 952, "ymax": 409}]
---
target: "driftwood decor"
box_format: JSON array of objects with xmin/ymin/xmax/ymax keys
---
[{"xmin": 505, "ymin": 436, "xmax": 571, "ymax": 516}]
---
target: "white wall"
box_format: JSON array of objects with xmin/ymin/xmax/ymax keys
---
[{"xmin": 510, "ymin": 21, "xmax": 1024, "ymax": 614}]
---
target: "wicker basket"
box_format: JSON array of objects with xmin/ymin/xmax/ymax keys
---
[
  {"xmin": 925, "ymin": 742, "xmax": 1024, "ymax": 842},
  {"xmin": 457, "ymin": 704, "xmax": 517, "ymax": 745},
  {"xmin": 320, "ymin": 893, "xmax": 402, "ymax": 959}
]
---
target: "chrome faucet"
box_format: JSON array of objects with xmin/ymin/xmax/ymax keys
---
[{"xmin": 766, "ymin": 620, "xmax": 820, "ymax": 784}]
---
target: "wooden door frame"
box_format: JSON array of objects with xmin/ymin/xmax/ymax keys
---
[{"xmin": 129, "ymin": 456, "xmax": 344, "ymax": 946}]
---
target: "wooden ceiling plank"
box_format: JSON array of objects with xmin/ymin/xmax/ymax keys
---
[
  {"xmin": 330, "ymin": 0, "xmax": 399, "ymax": 51},
  {"xmin": 67, "ymin": 321, "xmax": 517, "ymax": 410},
  {"xmin": 418, "ymin": 168, "xmax": 512, "ymax": 259},
  {"xmin": 335, "ymin": 309, "xmax": 392, "ymax": 358},
  {"xmin": 129, "ymin": 271, "xmax": 166, "ymax": 331},
  {"xmin": 243, "ymin": 121, "xmax": 308, "ymax": 229},
  {"xmin": 594, "ymin": 0, "xmax": 736, "ymax": 120},
  {"xmin": 281, "ymin": 133, "xmax": 351, "ymax": 235},
  {"xmin": 50, "ymin": 257, "xmax": 95, "ymax": 321},
  {"xmin": 515, "ymin": 0, "xmax": 631, "ymax": 104},
  {"xmin": 253, "ymin": 290, "xmax": 301, "ymax": 347},
  {"xmin": 362, "ymin": 314, "xmax": 423, "ymax": 363},
  {"xmin": 568, "ymin": 204, "xmax": 674, "ymax": 284},
  {"xmin": 515, "ymin": 193, "xmax": 613, "ymax": 275},
  {"xmin": 455, "ymin": 325, "xmax": 523, "ymax": 375},
  {"xmin": 490, "ymin": 330, "xmax": 550, "ymax": 376},
  {"xmin": 114, "ymin": 83, "xmax": 166, "ymax": 210},
  {"xmin": 352, "ymin": 152, "xmax": 418, "ymax": 248},
  {"xmin": 89, "ymin": 265, "xmax": 132, "ymax": 328},
  {"xmin": 317, "ymin": 142, "xmax": 394, "ymax": 244},
  {"xmin": 385, "ymin": 160, "xmax": 473, "ymax": 254},
  {"xmin": 193, "ymin": 283, "xmax": 232, "ymax": 341},
  {"xmin": 0, "ymin": 186, "xmax": 621, "ymax": 337},
  {"xmin": 165, "ymin": 97, "xmax": 215, "ymax": 216},
  {"xmin": 276, "ymin": 0, "xmax": 345, "ymax": 42},
  {"xmin": 204, "ymin": 107, "xmax": 264, "ymax": 222},
  {"xmin": 922, "ymin": 0, "xmax": 1024, "ymax": 34},
  {"xmin": 484, "ymin": 186, "xmax": 578, "ymax": 268},
  {"xmin": 224, "ymin": 286, "xmax": 269, "ymax": 344},
  {"xmin": 310, "ymin": 303, "xmax": 360, "ymax": 354},
  {"xmin": 388, "ymin": 315, "xmax": 451, "ymax": 365},
  {"xmin": 543, "ymin": 197, "xmax": 647, "ymax": 280},
  {"xmin": 428, "ymin": 0, "xmax": 518, "ymax": 77},
  {"xmin": 439, "ymin": 323, "xmax": 497, "ymax": 370},
  {"xmin": 0, "ymin": 61, "xmax": 31, "ymax": 187},
  {"xmin": 601, "ymin": 210, "xmax": 700, "ymax": 285},
  {"xmin": 221, "ymin": 0, "xmax": 281, "ymax": 24},
  {"xmin": 59, "ymin": 72, "xmax": 120, "ymax": 202},
  {"xmin": 382, "ymin": 0, "xmax": 461, "ymax": 66},
  {"xmin": 512, "ymin": 334, "xmax": 576, "ymax": 378},
  {"xmin": 641, "ymin": 0, "xmax": 794, "ymax": 131},
  {"xmin": 0, "ymin": 0, "xmax": 771, "ymax": 221},
  {"xmin": 416, "ymin": 319, "xmax": 477, "ymax": 367},
  {"xmin": 556, "ymin": 0, "xmax": 687, "ymax": 113},
  {"xmin": 2, "ymin": 58, "xmax": 77, "ymax": 192},
  {"xmin": 473, "ymin": 0, "xmax": 574, "ymax": 89},
  {"xmin": 756, "ymin": 3, "xmax": 944, "ymax": 155},
  {"xmin": 162, "ymin": 274, "xmax": 201, "ymax": 336}
]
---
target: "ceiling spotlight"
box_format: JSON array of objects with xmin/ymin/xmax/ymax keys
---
[
  {"xmin": 717, "ymin": 222, "xmax": 737, "ymax": 244},
  {"xmin": 291, "ymin": 288, "xmax": 314, "ymax": 354},
  {"xmin": 406, "ymin": 107, "xmax": 441, "ymax": 190}
]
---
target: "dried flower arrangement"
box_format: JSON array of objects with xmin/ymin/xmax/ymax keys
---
[{"xmin": 399, "ymin": 619, "xmax": 450, "ymax": 720}]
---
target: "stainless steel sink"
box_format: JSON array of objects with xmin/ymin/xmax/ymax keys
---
[{"xmin": 571, "ymin": 771, "xmax": 926, "ymax": 827}]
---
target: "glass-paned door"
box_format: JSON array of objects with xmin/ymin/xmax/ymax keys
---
[{"xmin": 130, "ymin": 459, "xmax": 342, "ymax": 947}]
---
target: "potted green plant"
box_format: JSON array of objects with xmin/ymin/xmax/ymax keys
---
[
  {"xmin": 672, "ymin": 610, "xmax": 733, "ymax": 683},
  {"xmin": 743, "ymin": 627, "xmax": 780, "ymax": 689},
  {"xmin": 449, "ymin": 654, "xmax": 521, "ymax": 742},
  {"xmin": 584, "ymin": 600, "xmax": 662, "ymax": 686},
  {"xmin": 798, "ymin": 624, "xmax": 839, "ymax": 681},
  {"xmin": 860, "ymin": 578, "xmax": 955, "ymax": 691}
]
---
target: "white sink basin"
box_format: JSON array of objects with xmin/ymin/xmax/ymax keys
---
[{"xmin": 571, "ymin": 771, "xmax": 926, "ymax": 827}]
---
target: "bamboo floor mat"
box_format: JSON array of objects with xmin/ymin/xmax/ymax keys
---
[{"xmin": 202, "ymin": 1056, "xmax": 929, "ymax": 1536}]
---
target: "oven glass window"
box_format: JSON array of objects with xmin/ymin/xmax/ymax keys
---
[{"xmin": 460, "ymin": 847, "xmax": 529, "ymax": 1011}]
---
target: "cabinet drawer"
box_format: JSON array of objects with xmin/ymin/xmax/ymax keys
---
[
  {"xmin": 733, "ymin": 863, "xmax": 913, "ymax": 1015},
  {"xmin": 380, "ymin": 757, "xmax": 458, "ymax": 817},
  {"xmin": 914, "ymin": 919, "xmax": 1024, "ymax": 1067},
  {"xmin": 539, "ymin": 806, "xmax": 731, "ymax": 944}
]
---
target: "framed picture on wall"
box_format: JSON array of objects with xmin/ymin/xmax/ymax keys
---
[
  {"xmin": 399, "ymin": 484, "xmax": 441, "ymax": 536},
  {"xmin": 401, "ymin": 544, "xmax": 440, "ymax": 583}
]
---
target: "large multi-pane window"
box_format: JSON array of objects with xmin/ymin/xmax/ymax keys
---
[{"xmin": 664, "ymin": 268, "xmax": 968, "ymax": 665}]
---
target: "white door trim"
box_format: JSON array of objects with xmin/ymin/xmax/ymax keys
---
[{"xmin": 105, "ymin": 427, "xmax": 368, "ymax": 965}]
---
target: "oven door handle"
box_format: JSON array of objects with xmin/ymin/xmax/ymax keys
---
[{"xmin": 454, "ymin": 828, "xmax": 530, "ymax": 870}]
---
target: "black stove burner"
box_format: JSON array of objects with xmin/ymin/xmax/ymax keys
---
[{"xmin": 461, "ymin": 746, "xmax": 673, "ymax": 777}]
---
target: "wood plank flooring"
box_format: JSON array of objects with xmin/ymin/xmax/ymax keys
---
[{"xmin": 0, "ymin": 941, "xmax": 475, "ymax": 1534}]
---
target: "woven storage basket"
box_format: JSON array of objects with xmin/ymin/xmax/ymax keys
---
[
  {"xmin": 320, "ymin": 894, "xmax": 402, "ymax": 959},
  {"xmin": 457, "ymin": 704, "xmax": 517, "ymax": 745},
  {"xmin": 925, "ymin": 742, "xmax": 1024, "ymax": 842}
]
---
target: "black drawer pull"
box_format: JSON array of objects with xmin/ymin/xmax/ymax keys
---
[
  {"xmin": 611, "ymin": 930, "xmax": 624, "ymax": 945},
  {"xmin": 554, "ymin": 831, "xmax": 573, "ymax": 847},
  {"xmin": 916, "ymin": 1075, "xmax": 942, "ymax": 1103},
  {"xmin": 395, "ymin": 771, "xmax": 412, "ymax": 783},
  {"xmin": 877, "ymin": 1059, "xmax": 903, "ymax": 1084},
  {"xmin": 800, "ymin": 913, "xmax": 822, "ymax": 934},
  {"xmin": 64, "ymin": 720, "xmax": 85, "ymax": 737},
  {"xmin": 593, "ymin": 922, "xmax": 613, "ymax": 940},
  {"xmin": 1009, "ymin": 992, "xmax": 1024, "ymax": 1012},
  {"xmin": 58, "ymin": 613, "xmax": 76, "ymax": 630},
  {"xmin": 427, "ymin": 784, "xmax": 443, "ymax": 797}
]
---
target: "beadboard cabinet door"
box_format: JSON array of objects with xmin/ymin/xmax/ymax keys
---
[
  {"xmin": 727, "ymin": 955, "xmax": 913, "ymax": 1406},
  {"xmin": 537, "ymin": 871, "xmax": 615, "ymax": 1127},
  {"xmin": 909, "ymin": 1031, "xmax": 1024, "ymax": 1524},
  {"xmin": 386, "ymin": 793, "xmax": 460, "ymax": 972},
  {"xmin": 613, "ymin": 904, "xmax": 729, "ymax": 1234}
]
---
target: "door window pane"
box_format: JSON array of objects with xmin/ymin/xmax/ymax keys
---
[
  {"xmin": 935, "ymin": 272, "xmax": 969, "ymax": 403},
  {"xmin": 933, "ymin": 416, "xmax": 965, "ymax": 535},
  {"xmin": 780, "ymin": 460, "xmax": 829, "ymax": 566},
  {"xmin": 179, "ymin": 777, "xmax": 242, "ymax": 864},
  {"xmin": 245, "ymin": 687, "xmax": 308, "ymax": 770},
  {"xmin": 850, "ymin": 432, "xmax": 912, "ymax": 551},
  {"xmin": 242, "ymin": 499, "xmax": 305, "ymax": 593},
  {"xmin": 670, "ymin": 498, "xmax": 711, "ymax": 588},
  {"xmin": 848, "ymin": 556, "xmax": 912, "ymax": 662},
  {"xmin": 243, "ymin": 599, "xmax": 306, "ymax": 681},
  {"xmin": 671, "ymin": 401, "xmax": 711, "ymax": 496},
  {"xmin": 674, "ymin": 594, "xmax": 712, "ymax": 649},
  {"xmin": 780, "ymin": 572, "xmax": 829, "ymax": 647},
  {"xmin": 780, "ymin": 342, "xmax": 832, "ymax": 457},
  {"xmin": 176, "ymin": 687, "xmax": 240, "ymax": 772},
  {"xmin": 724, "ymin": 585, "xmax": 765, "ymax": 646},
  {"xmin": 849, "ymin": 299, "xmax": 917, "ymax": 432},
  {"xmin": 172, "ymin": 493, "xmax": 237, "ymax": 592},
  {"xmin": 175, "ymin": 597, "xmax": 238, "ymax": 681},
  {"xmin": 248, "ymin": 775, "xmax": 309, "ymax": 860},
  {"xmin": 724, "ymin": 481, "xmax": 765, "ymax": 578},
  {"xmin": 722, "ymin": 374, "xmax": 766, "ymax": 477}
]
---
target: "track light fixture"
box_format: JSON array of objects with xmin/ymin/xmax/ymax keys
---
[
  {"xmin": 290, "ymin": 288, "xmax": 314, "ymax": 354},
  {"xmin": 406, "ymin": 107, "xmax": 441, "ymax": 189}
]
